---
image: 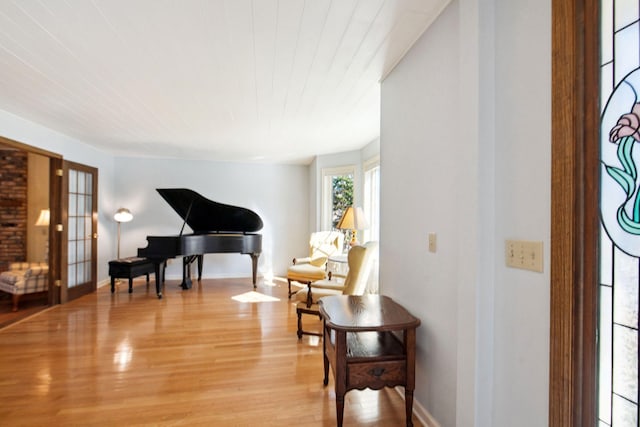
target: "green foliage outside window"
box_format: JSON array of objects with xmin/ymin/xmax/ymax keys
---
[{"xmin": 332, "ymin": 175, "xmax": 353, "ymax": 228}]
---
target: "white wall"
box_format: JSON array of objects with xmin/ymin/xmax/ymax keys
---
[
  {"xmin": 113, "ymin": 157, "xmax": 308, "ymax": 281},
  {"xmin": 0, "ymin": 109, "xmax": 117, "ymax": 284},
  {"xmin": 380, "ymin": 0, "xmax": 551, "ymax": 426},
  {"xmin": 492, "ymin": 0, "xmax": 551, "ymax": 425},
  {"xmin": 0, "ymin": 109, "xmax": 310, "ymax": 285},
  {"xmin": 381, "ymin": 3, "xmax": 463, "ymax": 425}
]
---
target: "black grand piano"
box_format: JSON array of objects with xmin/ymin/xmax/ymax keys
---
[{"xmin": 137, "ymin": 188, "xmax": 263, "ymax": 298}]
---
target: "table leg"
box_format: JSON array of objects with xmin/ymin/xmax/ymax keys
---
[
  {"xmin": 405, "ymin": 328, "xmax": 417, "ymax": 427},
  {"xmin": 323, "ymin": 320, "xmax": 329, "ymax": 385},
  {"xmin": 334, "ymin": 330, "xmax": 347, "ymax": 427},
  {"xmin": 336, "ymin": 394, "xmax": 345, "ymax": 427},
  {"xmin": 405, "ymin": 389, "xmax": 414, "ymax": 427}
]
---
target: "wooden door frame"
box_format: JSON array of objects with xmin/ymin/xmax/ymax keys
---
[
  {"xmin": 49, "ymin": 157, "xmax": 62, "ymax": 306},
  {"xmin": 549, "ymin": 0, "xmax": 600, "ymax": 426},
  {"xmin": 0, "ymin": 135, "xmax": 63, "ymax": 307}
]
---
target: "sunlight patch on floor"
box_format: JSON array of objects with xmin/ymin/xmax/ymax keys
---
[{"xmin": 231, "ymin": 291, "xmax": 280, "ymax": 303}]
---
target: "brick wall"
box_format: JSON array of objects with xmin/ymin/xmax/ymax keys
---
[{"xmin": 0, "ymin": 150, "xmax": 27, "ymax": 272}]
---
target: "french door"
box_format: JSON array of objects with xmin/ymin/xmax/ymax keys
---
[{"xmin": 59, "ymin": 160, "xmax": 98, "ymax": 303}]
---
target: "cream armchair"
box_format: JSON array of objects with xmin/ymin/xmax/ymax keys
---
[
  {"xmin": 286, "ymin": 231, "xmax": 344, "ymax": 298},
  {"xmin": 293, "ymin": 241, "xmax": 378, "ymax": 339},
  {"xmin": 0, "ymin": 262, "xmax": 49, "ymax": 311}
]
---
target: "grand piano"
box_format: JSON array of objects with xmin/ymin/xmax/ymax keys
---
[{"xmin": 138, "ymin": 188, "xmax": 263, "ymax": 298}]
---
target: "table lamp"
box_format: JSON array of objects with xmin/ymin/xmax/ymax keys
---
[
  {"xmin": 337, "ymin": 206, "xmax": 369, "ymax": 247},
  {"xmin": 35, "ymin": 209, "xmax": 50, "ymax": 262}
]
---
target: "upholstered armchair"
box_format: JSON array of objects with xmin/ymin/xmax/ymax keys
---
[
  {"xmin": 293, "ymin": 241, "xmax": 378, "ymax": 338},
  {"xmin": 0, "ymin": 262, "xmax": 49, "ymax": 311},
  {"xmin": 286, "ymin": 231, "xmax": 344, "ymax": 298}
]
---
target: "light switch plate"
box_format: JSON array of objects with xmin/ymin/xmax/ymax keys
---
[
  {"xmin": 505, "ymin": 240, "xmax": 543, "ymax": 272},
  {"xmin": 428, "ymin": 233, "xmax": 437, "ymax": 253}
]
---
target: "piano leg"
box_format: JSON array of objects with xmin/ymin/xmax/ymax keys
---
[
  {"xmin": 181, "ymin": 256, "xmax": 193, "ymax": 290},
  {"xmin": 153, "ymin": 261, "xmax": 163, "ymax": 299},
  {"xmin": 197, "ymin": 255, "xmax": 203, "ymax": 280},
  {"xmin": 250, "ymin": 253, "xmax": 260, "ymax": 289}
]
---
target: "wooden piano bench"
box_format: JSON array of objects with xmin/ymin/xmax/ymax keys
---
[{"xmin": 109, "ymin": 257, "xmax": 155, "ymax": 294}]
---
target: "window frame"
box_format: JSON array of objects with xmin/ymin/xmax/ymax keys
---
[
  {"xmin": 321, "ymin": 165, "xmax": 356, "ymax": 231},
  {"xmin": 363, "ymin": 155, "xmax": 380, "ymax": 243}
]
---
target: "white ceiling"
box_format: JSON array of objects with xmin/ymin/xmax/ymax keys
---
[{"xmin": 0, "ymin": 0, "xmax": 448, "ymax": 164}]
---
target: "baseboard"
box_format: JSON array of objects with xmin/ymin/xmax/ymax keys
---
[{"xmin": 395, "ymin": 386, "xmax": 441, "ymax": 427}]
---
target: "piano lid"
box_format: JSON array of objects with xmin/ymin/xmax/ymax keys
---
[{"xmin": 156, "ymin": 188, "xmax": 263, "ymax": 233}]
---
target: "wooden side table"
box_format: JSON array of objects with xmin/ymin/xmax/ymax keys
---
[{"xmin": 318, "ymin": 295, "xmax": 421, "ymax": 427}]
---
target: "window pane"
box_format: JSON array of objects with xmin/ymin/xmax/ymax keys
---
[
  {"xmin": 612, "ymin": 325, "xmax": 638, "ymax": 403},
  {"xmin": 68, "ymin": 194, "xmax": 77, "ymax": 216},
  {"xmin": 68, "ymin": 264, "xmax": 76, "ymax": 288},
  {"xmin": 598, "ymin": 286, "xmax": 613, "ymax": 424},
  {"xmin": 76, "ymin": 262, "xmax": 84, "ymax": 286},
  {"xmin": 615, "ymin": 0, "xmax": 639, "ymax": 30},
  {"xmin": 77, "ymin": 217, "xmax": 84, "ymax": 240},
  {"xmin": 614, "ymin": 23, "xmax": 640, "ymax": 83},
  {"xmin": 77, "ymin": 171, "xmax": 86, "ymax": 194},
  {"xmin": 68, "ymin": 217, "xmax": 76, "ymax": 241},
  {"xmin": 602, "ymin": 0, "xmax": 613, "ymax": 63},
  {"xmin": 68, "ymin": 241, "xmax": 76, "ymax": 264},
  {"xmin": 77, "ymin": 239, "xmax": 85, "ymax": 261},
  {"xmin": 332, "ymin": 174, "xmax": 353, "ymax": 229},
  {"xmin": 86, "ymin": 173, "xmax": 92, "ymax": 194},
  {"xmin": 600, "ymin": 226, "xmax": 613, "ymax": 286},
  {"xmin": 69, "ymin": 170, "xmax": 77, "ymax": 193},
  {"xmin": 613, "ymin": 249, "xmax": 639, "ymax": 329},
  {"xmin": 612, "ymin": 393, "xmax": 638, "ymax": 426},
  {"xmin": 78, "ymin": 195, "xmax": 86, "ymax": 216},
  {"xmin": 84, "ymin": 261, "xmax": 91, "ymax": 282}
]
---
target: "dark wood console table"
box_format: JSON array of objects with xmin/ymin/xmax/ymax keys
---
[{"xmin": 318, "ymin": 295, "xmax": 421, "ymax": 427}]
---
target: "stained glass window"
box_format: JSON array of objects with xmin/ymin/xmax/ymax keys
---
[{"xmin": 599, "ymin": 1, "xmax": 640, "ymax": 425}]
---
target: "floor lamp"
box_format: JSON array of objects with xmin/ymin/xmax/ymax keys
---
[{"xmin": 114, "ymin": 208, "xmax": 133, "ymax": 259}]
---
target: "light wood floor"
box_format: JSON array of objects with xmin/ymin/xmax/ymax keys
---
[{"xmin": 0, "ymin": 276, "xmax": 422, "ymax": 426}]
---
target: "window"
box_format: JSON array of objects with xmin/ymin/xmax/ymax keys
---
[
  {"xmin": 321, "ymin": 166, "xmax": 354, "ymax": 231},
  {"xmin": 363, "ymin": 156, "xmax": 380, "ymax": 243}
]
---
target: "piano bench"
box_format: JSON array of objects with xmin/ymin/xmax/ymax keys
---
[{"xmin": 109, "ymin": 257, "xmax": 156, "ymax": 294}]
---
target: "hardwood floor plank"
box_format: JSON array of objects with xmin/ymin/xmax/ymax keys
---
[{"xmin": 0, "ymin": 277, "xmax": 422, "ymax": 426}]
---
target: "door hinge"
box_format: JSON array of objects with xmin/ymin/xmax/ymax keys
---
[
  {"xmin": 56, "ymin": 169, "xmax": 63, "ymax": 177},
  {"xmin": 56, "ymin": 224, "xmax": 63, "ymax": 232},
  {"xmin": 54, "ymin": 280, "xmax": 61, "ymax": 287}
]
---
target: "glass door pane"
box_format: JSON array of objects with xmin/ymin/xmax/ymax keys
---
[
  {"xmin": 599, "ymin": 2, "xmax": 640, "ymax": 425},
  {"xmin": 61, "ymin": 161, "xmax": 97, "ymax": 303}
]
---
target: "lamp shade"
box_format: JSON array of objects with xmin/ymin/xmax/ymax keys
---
[
  {"xmin": 337, "ymin": 206, "xmax": 369, "ymax": 230},
  {"xmin": 114, "ymin": 208, "xmax": 133, "ymax": 223},
  {"xmin": 35, "ymin": 209, "xmax": 50, "ymax": 226}
]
